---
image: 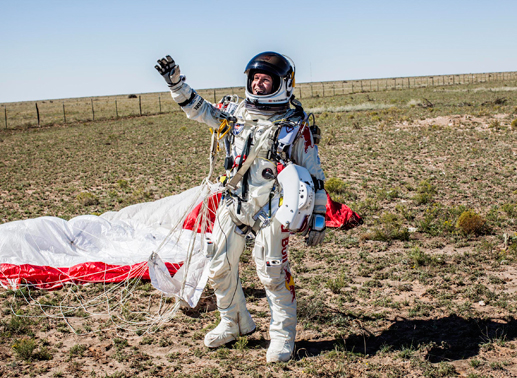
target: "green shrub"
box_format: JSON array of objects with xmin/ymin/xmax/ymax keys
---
[
  {"xmin": 233, "ymin": 336, "xmax": 249, "ymax": 352},
  {"xmin": 361, "ymin": 212, "xmax": 409, "ymax": 242},
  {"xmin": 377, "ymin": 188, "xmax": 399, "ymax": 201},
  {"xmin": 456, "ymin": 210, "xmax": 486, "ymax": 235},
  {"xmin": 511, "ymin": 118, "xmax": 517, "ymax": 130},
  {"xmin": 326, "ymin": 273, "xmax": 349, "ymax": 294},
  {"xmin": 2, "ymin": 315, "xmax": 32, "ymax": 336},
  {"xmin": 76, "ymin": 192, "xmax": 99, "ymax": 206},
  {"xmin": 117, "ymin": 179, "xmax": 129, "ymax": 189},
  {"xmin": 12, "ymin": 337, "xmax": 37, "ymax": 361},
  {"xmin": 412, "ymin": 180, "xmax": 436, "ymax": 205},
  {"xmin": 325, "ymin": 177, "xmax": 357, "ymax": 201},
  {"xmin": 501, "ymin": 203, "xmax": 516, "ymax": 217},
  {"xmin": 113, "ymin": 337, "xmax": 129, "ymax": 350},
  {"xmin": 34, "ymin": 346, "xmax": 53, "ymax": 361},
  {"xmin": 325, "ymin": 177, "xmax": 347, "ymax": 194},
  {"xmin": 407, "ymin": 247, "xmax": 442, "ymax": 267},
  {"xmin": 131, "ymin": 188, "xmax": 152, "ymax": 201},
  {"xmin": 69, "ymin": 343, "xmax": 87, "ymax": 357}
]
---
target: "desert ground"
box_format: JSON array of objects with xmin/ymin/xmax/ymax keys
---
[{"xmin": 1, "ymin": 79, "xmax": 517, "ymax": 377}]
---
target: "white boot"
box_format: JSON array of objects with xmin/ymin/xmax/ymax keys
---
[
  {"xmin": 204, "ymin": 309, "xmax": 255, "ymax": 348},
  {"xmin": 204, "ymin": 315, "xmax": 239, "ymax": 348},
  {"xmin": 204, "ymin": 295, "xmax": 256, "ymax": 348},
  {"xmin": 267, "ymin": 338, "xmax": 295, "ymax": 362}
]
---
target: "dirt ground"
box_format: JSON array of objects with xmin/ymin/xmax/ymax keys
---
[{"xmin": 1, "ymin": 82, "xmax": 517, "ymax": 377}]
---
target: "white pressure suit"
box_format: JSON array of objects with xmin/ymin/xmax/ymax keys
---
[{"xmin": 161, "ymin": 55, "xmax": 326, "ymax": 362}]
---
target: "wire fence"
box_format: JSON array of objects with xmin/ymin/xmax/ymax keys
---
[{"xmin": 2, "ymin": 71, "xmax": 516, "ymax": 130}]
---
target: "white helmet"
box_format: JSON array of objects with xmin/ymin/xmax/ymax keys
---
[{"xmin": 244, "ymin": 52, "xmax": 295, "ymax": 110}]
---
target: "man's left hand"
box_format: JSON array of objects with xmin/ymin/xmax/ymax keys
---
[{"xmin": 305, "ymin": 213, "xmax": 326, "ymax": 246}]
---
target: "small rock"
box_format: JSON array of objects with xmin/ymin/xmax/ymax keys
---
[{"xmin": 478, "ymin": 301, "xmax": 485, "ymax": 306}]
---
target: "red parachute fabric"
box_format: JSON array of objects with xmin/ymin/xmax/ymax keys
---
[
  {"xmin": 325, "ymin": 192, "xmax": 363, "ymax": 229},
  {"xmin": 183, "ymin": 193, "xmax": 222, "ymax": 233},
  {"xmin": 182, "ymin": 191, "xmax": 362, "ymax": 232},
  {"xmin": 0, "ymin": 262, "xmax": 182, "ymax": 290}
]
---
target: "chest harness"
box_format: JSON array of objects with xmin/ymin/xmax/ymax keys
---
[{"xmin": 210, "ymin": 96, "xmax": 323, "ymax": 234}]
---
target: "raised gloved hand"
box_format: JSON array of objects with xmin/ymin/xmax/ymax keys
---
[
  {"xmin": 155, "ymin": 55, "xmax": 182, "ymax": 88},
  {"xmin": 305, "ymin": 213, "xmax": 326, "ymax": 246}
]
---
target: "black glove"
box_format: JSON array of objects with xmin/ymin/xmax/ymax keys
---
[
  {"xmin": 305, "ymin": 213, "xmax": 326, "ymax": 246},
  {"xmin": 155, "ymin": 55, "xmax": 182, "ymax": 88}
]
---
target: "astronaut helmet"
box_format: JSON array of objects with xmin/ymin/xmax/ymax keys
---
[{"xmin": 244, "ymin": 51, "xmax": 295, "ymax": 109}]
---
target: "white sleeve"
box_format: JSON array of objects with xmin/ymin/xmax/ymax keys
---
[
  {"xmin": 169, "ymin": 81, "xmax": 224, "ymax": 129},
  {"xmin": 292, "ymin": 127, "xmax": 327, "ymax": 214}
]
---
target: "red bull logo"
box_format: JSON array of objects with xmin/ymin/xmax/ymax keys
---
[
  {"xmin": 284, "ymin": 267, "xmax": 296, "ymax": 302},
  {"xmin": 281, "ymin": 237, "xmax": 289, "ymax": 262}
]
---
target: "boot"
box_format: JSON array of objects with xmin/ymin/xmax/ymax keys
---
[
  {"xmin": 204, "ymin": 289, "xmax": 255, "ymax": 348},
  {"xmin": 267, "ymin": 338, "xmax": 295, "ymax": 362}
]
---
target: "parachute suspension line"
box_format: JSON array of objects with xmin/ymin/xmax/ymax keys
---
[{"xmin": 5, "ymin": 129, "xmax": 226, "ymax": 335}]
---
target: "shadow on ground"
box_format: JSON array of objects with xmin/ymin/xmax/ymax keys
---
[{"xmin": 296, "ymin": 315, "xmax": 517, "ymax": 362}]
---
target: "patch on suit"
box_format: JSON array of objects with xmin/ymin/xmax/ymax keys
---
[
  {"xmin": 284, "ymin": 267, "xmax": 296, "ymax": 302},
  {"xmin": 233, "ymin": 123, "xmax": 244, "ymax": 135}
]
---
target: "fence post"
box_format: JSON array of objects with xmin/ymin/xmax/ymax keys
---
[
  {"xmin": 139, "ymin": 96, "xmax": 142, "ymax": 116},
  {"xmin": 159, "ymin": 95, "xmax": 162, "ymax": 113},
  {"xmin": 408, "ymin": 77, "xmax": 410, "ymax": 88},
  {"xmin": 299, "ymin": 87, "xmax": 302, "ymax": 99},
  {"xmin": 91, "ymin": 99, "xmax": 95, "ymax": 121},
  {"xmin": 360, "ymin": 80, "xmax": 363, "ymax": 92},
  {"xmin": 63, "ymin": 102, "xmax": 66, "ymax": 123},
  {"xmin": 322, "ymin": 84, "xmax": 325, "ymax": 97},
  {"xmin": 115, "ymin": 100, "xmax": 118, "ymax": 118},
  {"xmin": 4, "ymin": 106, "xmax": 7, "ymax": 129},
  {"xmin": 351, "ymin": 82, "xmax": 354, "ymax": 94},
  {"xmin": 35, "ymin": 102, "xmax": 40, "ymax": 127},
  {"xmin": 377, "ymin": 80, "xmax": 379, "ymax": 91},
  {"xmin": 333, "ymin": 84, "xmax": 335, "ymax": 96},
  {"xmin": 310, "ymin": 84, "xmax": 313, "ymax": 97},
  {"xmin": 213, "ymin": 89, "xmax": 216, "ymax": 103}
]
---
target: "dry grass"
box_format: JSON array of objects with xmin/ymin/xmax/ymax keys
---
[{"xmin": 1, "ymin": 79, "xmax": 517, "ymax": 377}]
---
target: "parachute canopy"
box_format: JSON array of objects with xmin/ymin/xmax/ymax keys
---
[{"xmin": 0, "ymin": 185, "xmax": 361, "ymax": 308}]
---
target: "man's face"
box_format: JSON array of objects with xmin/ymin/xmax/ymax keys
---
[{"xmin": 252, "ymin": 73, "xmax": 274, "ymax": 95}]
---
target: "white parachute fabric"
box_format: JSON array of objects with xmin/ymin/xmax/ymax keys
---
[{"xmin": 0, "ymin": 184, "xmax": 218, "ymax": 308}]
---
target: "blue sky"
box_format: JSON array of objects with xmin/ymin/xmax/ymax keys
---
[{"xmin": 1, "ymin": 0, "xmax": 516, "ymax": 103}]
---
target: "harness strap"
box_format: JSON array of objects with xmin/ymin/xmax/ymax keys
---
[
  {"xmin": 311, "ymin": 176, "xmax": 325, "ymax": 191},
  {"xmin": 226, "ymin": 134, "xmax": 259, "ymax": 191}
]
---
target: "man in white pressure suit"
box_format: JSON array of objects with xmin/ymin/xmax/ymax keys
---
[{"xmin": 156, "ymin": 52, "xmax": 327, "ymax": 362}]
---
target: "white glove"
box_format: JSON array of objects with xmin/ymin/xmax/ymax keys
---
[
  {"xmin": 155, "ymin": 55, "xmax": 182, "ymax": 89},
  {"xmin": 305, "ymin": 213, "xmax": 326, "ymax": 246}
]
